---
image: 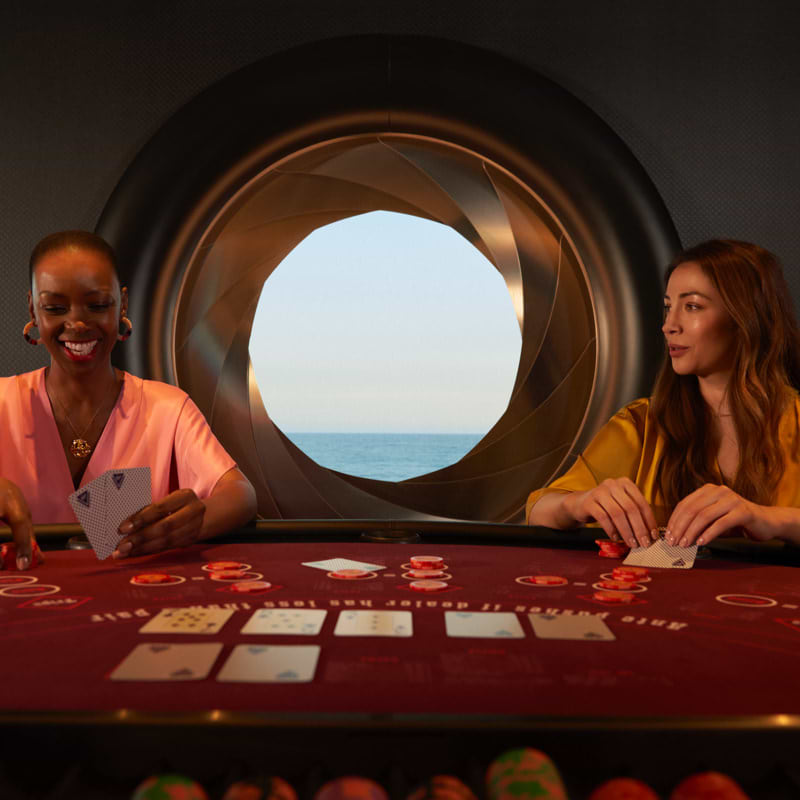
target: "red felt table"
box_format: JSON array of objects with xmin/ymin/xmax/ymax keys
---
[
  {"xmin": 3, "ymin": 539, "xmax": 800, "ymax": 717},
  {"xmin": 2, "ymin": 523, "xmax": 799, "ymax": 798}
]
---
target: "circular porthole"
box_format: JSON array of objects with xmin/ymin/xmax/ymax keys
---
[{"xmin": 98, "ymin": 36, "xmax": 679, "ymax": 522}]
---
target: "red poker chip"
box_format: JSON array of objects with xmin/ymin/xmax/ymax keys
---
[
  {"xmin": 409, "ymin": 579, "xmax": 449, "ymax": 593},
  {"xmin": 595, "ymin": 539, "xmax": 629, "ymax": 558},
  {"xmin": 613, "ymin": 566, "xmax": 648, "ymax": 581},
  {"xmin": 409, "ymin": 556, "xmax": 445, "ymax": 570},
  {"xmin": 597, "ymin": 579, "xmax": 637, "ymax": 591},
  {"xmin": 210, "ymin": 569, "xmax": 249, "ymax": 580},
  {"xmin": 205, "ymin": 561, "xmax": 246, "ymax": 571},
  {"xmin": 230, "ymin": 581, "xmax": 272, "ymax": 594},
  {"xmin": 131, "ymin": 573, "xmax": 175, "ymax": 585},
  {"xmin": 407, "ymin": 568, "xmax": 446, "ymax": 579},
  {"xmin": 330, "ymin": 569, "xmax": 371, "ymax": 579},
  {"xmin": 593, "ymin": 589, "xmax": 636, "ymax": 604},
  {"xmin": 524, "ymin": 575, "xmax": 568, "ymax": 586}
]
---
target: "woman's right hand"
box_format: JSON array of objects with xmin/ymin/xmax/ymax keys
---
[
  {"xmin": 562, "ymin": 478, "xmax": 658, "ymax": 548},
  {"xmin": 0, "ymin": 478, "xmax": 37, "ymax": 570}
]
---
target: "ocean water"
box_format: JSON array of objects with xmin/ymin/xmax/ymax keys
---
[{"xmin": 286, "ymin": 432, "xmax": 483, "ymax": 482}]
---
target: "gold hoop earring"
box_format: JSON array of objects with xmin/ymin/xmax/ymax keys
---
[
  {"xmin": 23, "ymin": 320, "xmax": 40, "ymax": 345},
  {"xmin": 118, "ymin": 316, "xmax": 133, "ymax": 342}
]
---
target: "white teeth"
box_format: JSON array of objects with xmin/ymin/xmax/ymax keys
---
[{"xmin": 63, "ymin": 340, "xmax": 98, "ymax": 355}]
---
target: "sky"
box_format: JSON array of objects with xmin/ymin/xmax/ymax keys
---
[{"xmin": 249, "ymin": 211, "xmax": 522, "ymax": 433}]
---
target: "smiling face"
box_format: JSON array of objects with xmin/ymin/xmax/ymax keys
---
[
  {"xmin": 28, "ymin": 245, "xmax": 127, "ymax": 376},
  {"xmin": 662, "ymin": 260, "xmax": 737, "ymax": 382}
]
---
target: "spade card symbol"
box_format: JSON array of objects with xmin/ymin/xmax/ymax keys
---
[
  {"xmin": 278, "ymin": 670, "xmax": 298, "ymax": 679},
  {"xmin": 77, "ymin": 490, "xmax": 90, "ymax": 507},
  {"xmin": 170, "ymin": 668, "xmax": 195, "ymax": 678},
  {"xmin": 542, "ymin": 614, "xmax": 557, "ymax": 620},
  {"xmin": 248, "ymin": 646, "xmax": 266, "ymax": 654},
  {"xmin": 584, "ymin": 632, "xmax": 603, "ymax": 639},
  {"xmin": 150, "ymin": 645, "xmax": 169, "ymax": 653},
  {"xmin": 112, "ymin": 472, "xmax": 125, "ymax": 490},
  {"xmin": 495, "ymin": 630, "xmax": 513, "ymax": 637},
  {"xmin": 672, "ymin": 558, "xmax": 686, "ymax": 567}
]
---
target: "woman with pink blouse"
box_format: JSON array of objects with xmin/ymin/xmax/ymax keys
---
[{"xmin": 0, "ymin": 231, "xmax": 256, "ymax": 570}]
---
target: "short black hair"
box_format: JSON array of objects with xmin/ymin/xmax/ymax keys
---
[{"xmin": 29, "ymin": 230, "xmax": 118, "ymax": 287}]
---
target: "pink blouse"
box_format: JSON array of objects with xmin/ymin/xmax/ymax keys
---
[{"xmin": 0, "ymin": 368, "xmax": 236, "ymax": 524}]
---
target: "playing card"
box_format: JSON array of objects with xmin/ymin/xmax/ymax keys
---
[
  {"xmin": 216, "ymin": 645, "xmax": 320, "ymax": 682},
  {"xmin": 333, "ymin": 610, "xmax": 412, "ymax": 637},
  {"xmin": 139, "ymin": 607, "xmax": 234, "ymax": 635},
  {"xmin": 68, "ymin": 468, "xmax": 152, "ymax": 560},
  {"xmin": 110, "ymin": 642, "xmax": 222, "ymax": 681},
  {"xmin": 624, "ymin": 538, "xmax": 697, "ymax": 569},
  {"xmin": 529, "ymin": 613, "xmax": 616, "ymax": 641},
  {"xmin": 240, "ymin": 608, "xmax": 327, "ymax": 636},
  {"xmin": 104, "ymin": 467, "xmax": 151, "ymax": 541},
  {"xmin": 444, "ymin": 611, "xmax": 525, "ymax": 639},
  {"xmin": 68, "ymin": 474, "xmax": 111, "ymax": 557},
  {"xmin": 302, "ymin": 558, "xmax": 386, "ymax": 573}
]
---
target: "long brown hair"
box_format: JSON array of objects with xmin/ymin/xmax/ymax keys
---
[{"xmin": 652, "ymin": 239, "xmax": 800, "ymax": 509}]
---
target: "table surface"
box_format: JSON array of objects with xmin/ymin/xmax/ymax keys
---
[{"xmin": 3, "ymin": 537, "xmax": 800, "ymax": 723}]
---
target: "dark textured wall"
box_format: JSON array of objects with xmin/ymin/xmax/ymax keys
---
[{"xmin": 3, "ymin": 0, "xmax": 799, "ymax": 377}]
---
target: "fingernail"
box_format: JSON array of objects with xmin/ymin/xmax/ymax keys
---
[
  {"xmin": 119, "ymin": 521, "xmax": 134, "ymax": 534},
  {"xmin": 16, "ymin": 555, "xmax": 30, "ymax": 571}
]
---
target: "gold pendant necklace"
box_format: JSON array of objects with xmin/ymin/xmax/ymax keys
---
[{"xmin": 48, "ymin": 384, "xmax": 110, "ymax": 460}]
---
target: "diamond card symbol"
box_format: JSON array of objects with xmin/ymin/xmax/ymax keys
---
[
  {"xmin": 112, "ymin": 472, "xmax": 125, "ymax": 489},
  {"xmin": 77, "ymin": 490, "xmax": 90, "ymax": 507}
]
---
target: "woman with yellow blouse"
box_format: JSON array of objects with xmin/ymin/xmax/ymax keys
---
[{"xmin": 527, "ymin": 239, "xmax": 800, "ymax": 551}]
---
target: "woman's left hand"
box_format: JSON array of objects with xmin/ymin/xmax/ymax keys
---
[
  {"xmin": 666, "ymin": 483, "xmax": 778, "ymax": 547},
  {"xmin": 112, "ymin": 489, "xmax": 206, "ymax": 558}
]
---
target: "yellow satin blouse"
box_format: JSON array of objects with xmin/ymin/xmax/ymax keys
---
[{"xmin": 526, "ymin": 396, "xmax": 800, "ymax": 525}]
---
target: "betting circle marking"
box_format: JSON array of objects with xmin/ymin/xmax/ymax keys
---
[
  {"xmin": 515, "ymin": 575, "xmax": 568, "ymax": 587},
  {"xmin": 716, "ymin": 593, "xmax": 777, "ymax": 608},
  {"xmin": 0, "ymin": 583, "xmax": 60, "ymax": 598},
  {"xmin": 201, "ymin": 562, "xmax": 252, "ymax": 572},
  {"xmin": 129, "ymin": 574, "xmax": 186, "ymax": 587},
  {"xmin": 209, "ymin": 571, "xmax": 263, "ymax": 583},
  {"xmin": 327, "ymin": 570, "xmax": 378, "ymax": 581},
  {"xmin": 0, "ymin": 574, "xmax": 38, "ymax": 586},
  {"xmin": 592, "ymin": 580, "xmax": 647, "ymax": 594}
]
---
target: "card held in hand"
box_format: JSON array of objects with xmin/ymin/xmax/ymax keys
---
[{"xmin": 68, "ymin": 467, "xmax": 152, "ymax": 560}]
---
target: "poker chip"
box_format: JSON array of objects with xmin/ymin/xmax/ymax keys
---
[
  {"xmin": 230, "ymin": 580, "xmax": 273, "ymax": 594},
  {"xmin": 0, "ymin": 540, "xmax": 43, "ymax": 570},
  {"xmin": 597, "ymin": 579, "xmax": 638, "ymax": 591},
  {"xmin": 133, "ymin": 773, "xmax": 208, "ymax": 799},
  {"xmin": 314, "ymin": 776, "xmax": 389, "ymax": 800},
  {"xmin": 406, "ymin": 568, "xmax": 446, "ymax": 579},
  {"xmin": 595, "ymin": 539, "xmax": 629, "ymax": 558},
  {"xmin": 409, "ymin": 555, "xmax": 445, "ymax": 570},
  {"xmin": 523, "ymin": 575, "xmax": 568, "ymax": 586},
  {"xmin": 330, "ymin": 569, "xmax": 371, "ymax": 579},
  {"xmin": 409, "ymin": 579, "xmax": 449, "ymax": 593},
  {"xmin": 593, "ymin": 589, "xmax": 636, "ymax": 604},
  {"xmin": 612, "ymin": 566, "xmax": 648, "ymax": 581},
  {"xmin": 670, "ymin": 771, "xmax": 749, "ymax": 800},
  {"xmin": 588, "ymin": 777, "xmax": 659, "ymax": 800},
  {"xmin": 486, "ymin": 748, "xmax": 567, "ymax": 800},
  {"xmin": 131, "ymin": 573, "xmax": 176, "ymax": 585},
  {"xmin": 223, "ymin": 776, "xmax": 298, "ymax": 800},
  {"xmin": 211, "ymin": 569, "xmax": 249, "ymax": 580},
  {"xmin": 204, "ymin": 561, "xmax": 249, "ymax": 572}
]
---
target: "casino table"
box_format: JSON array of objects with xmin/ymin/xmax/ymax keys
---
[{"xmin": 2, "ymin": 520, "xmax": 800, "ymax": 798}]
